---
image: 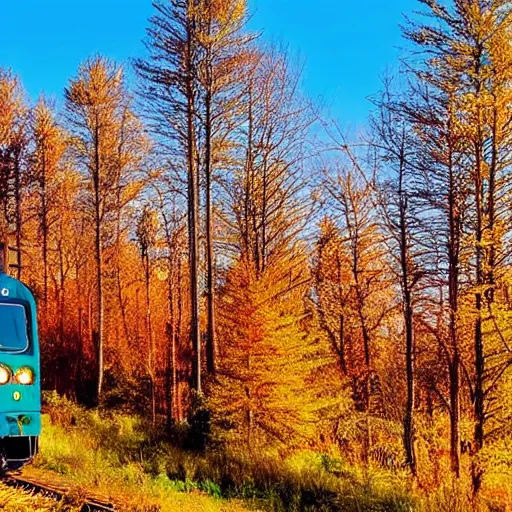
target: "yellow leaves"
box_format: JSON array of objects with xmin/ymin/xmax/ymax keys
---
[
  {"xmin": 136, "ymin": 206, "xmax": 159, "ymax": 253},
  {"xmin": 211, "ymin": 251, "xmax": 328, "ymax": 448},
  {"xmin": 0, "ymin": 69, "xmax": 27, "ymax": 147},
  {"xmin": 212, "ymin": 0, "xmax": 246, "ymax": 26},
  {"xmin": 120, "ymin": 181, "xmax": 145, "ymax": 207},
  {"xmin": 70, "ymin": 58, "xmax": 124, "ymax": 108},
  {"xmin": 65, "ymin": 56, "xmax": 148, "ymax": 217},
  {"xmin": 32, "ymin": 98, "xmax": 67, "ymax": 182},
  {"xmin": 195, "ymin": 0, "xmax": 247, "ymax": 48}
]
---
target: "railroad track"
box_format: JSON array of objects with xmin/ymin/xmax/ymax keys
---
[{"xmin": 3, "ymin": 473, "xmax": 116, "ymax": 511}]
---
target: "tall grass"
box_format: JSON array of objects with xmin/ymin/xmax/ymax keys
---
[
  {"xmin": 37, "ymin": 393, "xmax": 414, "ymax": 511},
  {"xmin": 36, "ymin": 393, "xmax": 506, "ymax": 512},
  {"xmin": 35, "ymin": 393, "xmax": 250, "ymax": 511}
]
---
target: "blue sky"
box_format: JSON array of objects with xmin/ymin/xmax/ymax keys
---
[{"xmin": 1, "ymin": 0, "xmax": 418, "ymax": 127}]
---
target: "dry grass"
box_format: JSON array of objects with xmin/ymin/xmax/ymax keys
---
[
  {"xmin": 0, "ymin": 482, "xmax": 78, "ymax": 511},
  {"xmin": 31, "ymin": 411, "xmax": 255, "ymax": 512},
  {"xmin": 33, "ymin": 394, "xmax": 512, "ymax": 512}
]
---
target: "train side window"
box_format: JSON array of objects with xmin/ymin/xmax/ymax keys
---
[{"xmin": 0, "ymin": 304, "xmax": 29, "ymax": 352}]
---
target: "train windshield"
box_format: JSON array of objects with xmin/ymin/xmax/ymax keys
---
[{"xmin": 0, "ymin": 304, "xmax": 29, "ymax": 352}]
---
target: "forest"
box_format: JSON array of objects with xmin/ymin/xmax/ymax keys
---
[{"xmin": 2, "ymin": 0, "xmax": 512, "ymax": 510}]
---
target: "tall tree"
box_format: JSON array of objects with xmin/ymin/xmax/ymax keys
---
[
  {"xmin": 196, "ymin": 0, "xmax": 251, "ymax": 376},
  {"xmin": 0, "ymin": 69, "xmax": 29, "ymax": 276},
  {"xmin": 136, "ymin": 0, "xmax": 203, "ymax": 392},
  {"xmin": 404, "ymin": 0, "xmax": 512, "ymax": 488},
  {"xmin": 30, "ymin": 97, "xmax": 67, "ymax": 327},
  {"xmin": 136, "ymin": 205, "xmax": 159, "ymax": 425},
  {"xmin": 65, "ymin": 56, "xmax": 143, "ymax": 402},
  {"xmin": 371, "ymin": 91, "xmax": 423, "ymax": 476}
]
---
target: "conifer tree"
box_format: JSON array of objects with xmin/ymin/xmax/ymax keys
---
[
  {"xmin": 404, "ymin": 0, "xmax": 512, "ymax": 488},
  {"xmin": 65, "ymin": 56, "xmax": 144, "ymax": 402},
  {"xmin": 136, "ymin": 0, "xmax": 203, "ymax": 392},
  {"xmin": 211, "ymin": 252, "xmax": 325, "ymax": 448},
  {"xmin": 196, "ymin": 0, "xmax": 252, "ymax": 376},
  {"xmin": 0, "ymin": 69, "xmax": 29, "ymax": 276},
  {"xmin": 30, "ymin": 97, "xmax": 67, "ymax": 328},
  {"xmin": 136, "ymin": 205, "xmax": 159, "ymax": 424}
]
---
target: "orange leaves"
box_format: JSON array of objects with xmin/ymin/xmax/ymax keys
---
[
  {"xmin": 32, "ymin": 98, "xmax": 67, "ymax": 186},
  {"xmin": 211, "ymin": 252, "xmax": 328, "ymax": 447},
  {"xmin": 0, "ymin": 70, "xmax": 27, "ymax": 147}
]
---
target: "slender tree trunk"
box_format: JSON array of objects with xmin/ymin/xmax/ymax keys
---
[
  {"xmin": 445, "ymin": 133, "xmax": 461, "ymax": 478},
  {"xmin": 76, "ymin": 257, "xmax": 84, "ymax": 399},
  {"xmin": 58, "ymin": 219, "xmax": 66, "ymax": 346},
  {"xmin": 166, "ymin": 259, "xmax": 177, "ymax": 430},
  {"xmin": 246, "ymin": 354, "xmax": 252, "ymax": 450},
  {"xmin": 472, "ymin": 115, "xmax": 485, "ymax": 493},
  {"xmin": 205, "ymin": 44, "xmax": 217, "ymax": 376},
  {"xmin": 398, "ymin": 153, "xmax": 416, "ymax": 475},
  {"xmin": 13, "ymin": 150, "xmax": 22, "ymax": 280},
  {"xmin": 93, "ymin": 122, "xmax": 104, "ymax": 404},
  {"xmin": 243, "ymin": 82, "xmax": 253, "ymax": 257},
  {"xmin": 387, "ymin": 134, "xmax": 417, "ymax": 475},
  {"xmin": 40, "ymin": 149, "xmax": 49, "ymax": 328},
  {"xmin": 335, "ymin": 252, "xmax": 347, "ymax": 374},
  {"xmin": 177, "ymin": 255, "xmax": 183, "ymax": 421},
  {"xmin": 144, "ymin": 251, "xmax": 156, "ymax": 426},
  {"xmin": 115, "ymin": 206, "xmax": 130, "ymax": 345},
  {"xmin": 261, "ymin": 158, "xmax": 268, "ymax": 272},
  {"xmin": 450, "ymin": 352, "xmax": 461, "ymax": 477},
  {"xmin": 186, "ymin": 2, "xmax": 201, "ymax": 393}
]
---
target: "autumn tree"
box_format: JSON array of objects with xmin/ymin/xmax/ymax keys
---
[
  {"xmin": 30, "ymin": 97, "xmax": 67, "ymax": 328},
  {"xmin": 313, "ymin": 217, "xmax": 351, "ymax": 377},
  {"xmin": 211, "ymin": 253, "xmax": 325, "ymax": 448},
  {"xmin": 371, "ymin": 103, "xmax": 420, "ymax": 474},
  {"xmin": 0, "ymin": 69, "xmax": 29, "ymax": 277},
  {"xmin": 404, "ymin": 0, "xmax": 512, "ymax": 491},
  {"xmin": 136, "ymin": 0, "xmax": 203, "ymax": 392},
  {"xmin": 136, "ymin": 205, "xmax": 159, "ymax": 424},
  {"xmin": 196, "ymin": 0, "xmax": 252, "ymax": 376},
  {"xmin": 220, "ymin": 50, "xmax": 313, "ymax": 272},
  {"xmin": 210, "ymin": 48, "xmax": 328, "ymax": 448},
  {"xmin": 65, "ymin": 56, "xmax": 145, "ymax": 403}
]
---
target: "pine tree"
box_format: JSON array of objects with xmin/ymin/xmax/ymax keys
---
[
  {"xmin": 30, "ymin": 97, "xmax": 67, "ymax": 328},
  {"xmin": 0, "ymin": 69, "xmax": 29, "ymax": 276},
  {"xmin": 196, "ymin": 0, "xmax": 253, "ymax": 376},
  {"xmin": 136, "ymin": 0, "xmax": 203, "ymax": 392},
  {"xmin": 65, "ymin": 56, "xmax": 145, "ymax": 403},
  {"xmin": 211, "ymin": 253, "xmax": 325, "ymax": 448}
]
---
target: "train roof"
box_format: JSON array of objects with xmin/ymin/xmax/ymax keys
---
[{"xmin": 0, "ymin": 273, "xmax": 36, "ymax": 304}]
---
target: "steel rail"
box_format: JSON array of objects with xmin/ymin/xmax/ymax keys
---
[{"xmin": 3, "ymin": 473, "xmax": 116, "ymax": 511}]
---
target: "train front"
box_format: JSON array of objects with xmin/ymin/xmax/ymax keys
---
[{"xmin": 0, "ymin": 273, "xmax": 41, "ymax": 470}]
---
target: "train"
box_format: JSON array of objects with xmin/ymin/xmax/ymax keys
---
[{"xmin": 0, "ymin": 243, "xmax": 40, "ymax": 471}]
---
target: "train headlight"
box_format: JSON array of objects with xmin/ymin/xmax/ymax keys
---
[
  {"xmin": 0, "ymin": 364, "xmax": 11, "ymax": 385},
  {"xmin": 15, "ymin": 367, "xmax": 34, "ymax": 385}
]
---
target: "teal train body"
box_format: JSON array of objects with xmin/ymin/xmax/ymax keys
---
[{"xmin": 0, "ymin": 272, "xmax": 40, "ymax": 470}]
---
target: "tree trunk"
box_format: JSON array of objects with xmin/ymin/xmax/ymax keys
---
[
  {"xmin": 144, "ymin": 251, "xmax": 156, "ymax": 426},
  {"xmin": 186, "ymin": 2, "xmax": 201, "ymax": 394},
  {"xmin": 472, "ymin": 117, "xmax": 485, "ymax": 493},
  {"xmin": 397, "ymin": 141, "xmax": 416, "ymax": 476},
  {"xmin": 93, "ymin": 122, "xmax": 104, "ymax": 404},
  {"xmin": 205, "ymin": 50, "xmax": 217, "ymax": 376},
  {"xmin": 450, "ymin": 351, "xmax": 461, "ymax": 477}
]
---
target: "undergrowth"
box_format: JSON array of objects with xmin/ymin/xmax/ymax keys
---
[{"xmin": 33, "ymin": 392, "xmax": 506, "ymax": 512}]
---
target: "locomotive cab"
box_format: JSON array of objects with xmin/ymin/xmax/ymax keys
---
[{"xmin": 0, "ymin": 245, "xmax": 41, "ymax": 471}]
